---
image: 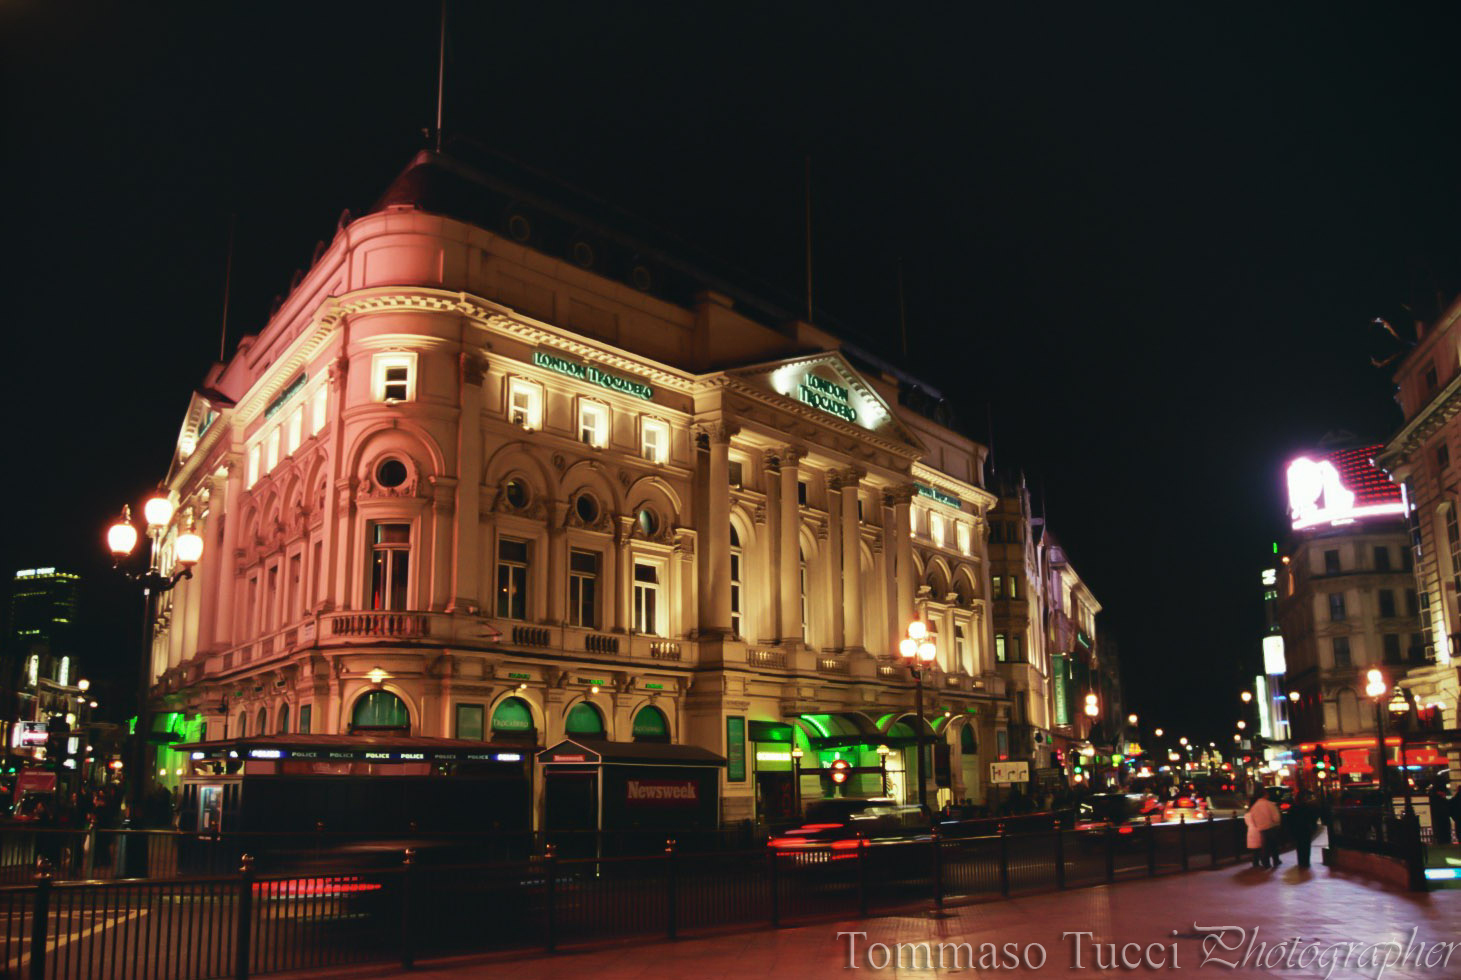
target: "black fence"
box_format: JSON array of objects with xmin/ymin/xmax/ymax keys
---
[
  {"xmin": 1326, "ymin": 805, "xmax": 1426, "ymax": 889},
  {"xmin": 0, "ymin": 815, "xmax": 1250, "ymax": 980}
]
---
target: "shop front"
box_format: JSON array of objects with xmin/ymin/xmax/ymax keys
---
[{"xmin": 538, "ymin": 738, "xmax": 724, "ymax": 854}]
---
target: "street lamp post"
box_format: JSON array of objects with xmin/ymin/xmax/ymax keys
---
[
  {"xmin": 898, "ymin": 621, "xmax": 937, "ymax": 809},
  {"xmin": 108, "ymin": 495, "xmax": 203, "ymax": 815},
  {"xmin": 1364, "ymin": 669, "xmax": 1389, "ymax": 804},
  {"xmin": 790, "ymin": 746, "xmax": 804, "ymax": 818},
  {"xmin": 876, "ymin": 743, "xmax": 891, "ymax": 796}
]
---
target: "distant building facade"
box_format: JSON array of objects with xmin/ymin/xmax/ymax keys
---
[{"xmin": 147, "ymin": 151, "xmax": 1016, "ymax": 826}]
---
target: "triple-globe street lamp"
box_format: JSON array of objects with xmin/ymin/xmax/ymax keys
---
[{"xmin": 108, "ymin": 492, "xmax": 204, "ymax": 812}]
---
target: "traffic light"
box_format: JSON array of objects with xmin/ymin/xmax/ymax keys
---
[{"xmin": 44, "ymin": 717, "xmax": 70, "ymax": 764}]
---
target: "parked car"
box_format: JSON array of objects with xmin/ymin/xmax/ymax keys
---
[
  {"xmin": 1074, "ymin": 793, "xmax": 1151, "ymax": 841},
  {"xmin": 1160, "ymin": 794, "xmax": 1210, "ymax": 823}
]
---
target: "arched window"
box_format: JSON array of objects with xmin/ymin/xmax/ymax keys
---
[
  {"xmin": 799, "ymin": 547, "xmax": 808, "ymax": 640},
  {"xmin": 352, "ymin": 690, "xmax": 410, "ymax": 732},
  {"xmin": 277, "ymin": 704, "xmax": 290, "ymax": 734},
  {"xmin": 632, "ymin": 705, "xmax": 670, "ymax": 743},
  {"xmin": 236, "ymin": 712, "xmax": 247, "ymax": 738},
  {"xmin": 256, "ymin": 708, "xmax": 267, "ymax": 736},
  {"xmin": 960, "ymin": 724, "xmax": 977, "ymax": 754},
  {"xmin": 565, "ymin": 701, "xmax": 606, "ymax": 737},
  {"xmin": 730, "ymin": 525, "xmax": 743, "ymax": 637},
  {"xmin": 490, "ymin": 697, "xmax": 535, "ymax": 742}
]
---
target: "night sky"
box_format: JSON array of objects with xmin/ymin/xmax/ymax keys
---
[{"xmin": 5, "ymin": 3, "xmax": 1461, "ymax": 740}]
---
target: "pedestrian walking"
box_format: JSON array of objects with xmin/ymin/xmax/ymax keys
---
[
  {"xmin": 1428, "ymin": 783, "xmax": 1451, "ymax": 845},
  {"xmin": 1245, "ymin": 789, "xmax": 1282, "ymax": 869},
  {"xmin": 1286, "ymin": 791, "xmax": 1321, "ymax": 869}
]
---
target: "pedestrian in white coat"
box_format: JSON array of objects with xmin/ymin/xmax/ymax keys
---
[{"xmin": 1245, "ymin": 789, "xmax": 1283, "ymax": 869}]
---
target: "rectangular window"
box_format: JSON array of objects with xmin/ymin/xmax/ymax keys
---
[
  {"xmin": 1439, "ymin": 444, "xmax": 1451, "ymax": 471},
  {"xmin": 728, "ymin": 460, "xmax": 743, "ymax": 488},
  {"xmin": 455, "ymin": 704, "xmax": 485, "ymax": 740},
  {"xmin": 929, "ymin": 512, "xmax": 945, "ymax": 548},
  {"xmin": 1323, "ymin": 550, "xmax": 1341, "ymax": 575},
  {"xmin": 1406, "ymin": 588, "xmax": 1419, "ymax": 617},
  {"xmin": 956, "ymin": 523, "xmax": 971, "ymax": 555},
  {"xmin": 312, "ymin": 540, "xmax": 324, "ymax": 609},
  {"xmin": 633, "ymin": 562, "xmax": 660, "ymax": 635},
  {"xmin": 578, "ymin": 401, "xmax": 609, "ymax": 447},
  {"xmin": 286, "ymin": 407, "xmax": 303, "ymax": 455},
  {"xmin": 1382, "ymin": 633, "xmax": 1402, "ymax": 665},
  {"xmin": 265, "ymin": 564, "xmax": 279, "ymax": 632},
  {"xmin": 995, "ymin": 633, "xmax": 1007, "ymax": 663},
  {"xmin": 730, "ymin": 540, "xmax": 743, "ymax": 637},
  {"xmin": 1007, "ymin": 522, "xmax": 1021, "ymax": 544},
  {"xmin": 1010, "ymin": 634, "xmax": 1024, "ymax": 662},
  {"xmin": 1007, "ymin": 577, "xmax": 1018, "ymax": 600},
  {"xmin": 265, "ymin": 427, "xmax": 281, "ymax": 471},
  {"xmin": 245, "ymin": 576, "xmax": 258, "ymax": 637},
  {"xmin": 496, "ymin": 538, "xmax": 529, "ymax": 620},
  {"xmin": 990, "ymin": 522, "xmax": 1004, "ymax": 544},
  {"xmin": 246, "ymin": 445, "xmax": 261, "ymax": 488},
  {"xmin": 1425, "ymin": 363, "xmax": 1439, "ymax": 392},
  {"xmin": 369, "ymin": 523, "xmax": 411, "ymax": 611},
  {"xmin": 992, "ymin": 576, "xmax": 1004, "ymax": 599},
  {"xmin": 641, "ymin": 418, "xmax": 669, "ymax": 463},
  {"xmin": 1374, "ymin": 546, "xmax": 1391, "ymax": 572},
  {"xmin": 1332, "ymin": 636, "xmax": 1351, "ymax": 668},
  {"xmin": 1408, "ymin": 632, "xmax": 1427, "ymax": 664},
  {"xmin": 507, "ymin": 378, "xmax": 543, "ymax": 429},
  {"xmin": 373, "ymin": 353, "xmax": 417, "ymax": 402},
  {"xmin": 797, "ymin": 480, "xmax": 808, "ymax": 506},
  {"xmin": 568, "ymin": 549, "xmax": 599, "ymax": 628},
  {"xmin": 1328, "ymin": 592, "xmax": 1346, "ymax": 621},
  {"xmin": 1378, "ymin": 589, "xmax": 1396, "ymax": 618},
  {"xmin": 311, "ymin": 385, "xmax": 328, "ymax": 434},
  {"xmin": 288, "ymin": 553, "xmax": 302, "ymax": 621},
  {"xmin": 955, "ymin": 625, "xmax": 968, "ymax": 672},
  {"xmin": 298, "ymin": 705, "xmax": 312, "ymax": 734}
]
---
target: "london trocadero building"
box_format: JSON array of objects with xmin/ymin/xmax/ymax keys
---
[{"xmin": 147, "ymin": 151, "xmax": 1009, "ymax": 829}]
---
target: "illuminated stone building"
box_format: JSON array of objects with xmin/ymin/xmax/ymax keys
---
[
  {"xmin": 988, "ymin": 475, "xmax": 1053, "ymax": 773},
  {"xmin": 1042, "ymin": 534, "xmax": 1102, "ymax": 780},
  {"xmin": 1376, "ymin": 308, "xmax": 1461, "ymax": 740},
  {"xmin": 147, "ymin": 151, "xmax": 1009, "ymax": 825},
  {"xmin": 1277, "ymin": 445, "xmax": 1423, "ymax": 751}
]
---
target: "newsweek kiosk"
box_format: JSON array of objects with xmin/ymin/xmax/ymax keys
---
[{"xmin": 537, "ymin": 739, "xmax": 724, "ymax": 855}]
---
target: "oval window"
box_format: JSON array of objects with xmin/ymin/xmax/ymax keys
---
[
  {"xmin": 575, "ymin": 493, "xmax": 599, "ymax": 524},
  {"xmin": 504, "ymin": 478, "xmax": 530, "ymax": 510},
  {"xmin": 376, "ymin": 459, "xmax": 408, "ymax": 488},
  {"xmin": 637, "ymin": 508, "xmax": 658, "ymax": 537}
]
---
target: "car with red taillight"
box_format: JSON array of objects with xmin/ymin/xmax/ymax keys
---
[{"xmin": 767, "ymin": 799, "xmax": 933, "ymax": 865}]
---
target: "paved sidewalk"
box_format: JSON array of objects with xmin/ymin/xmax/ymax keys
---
[{"xmin": 283, "ymin": 860, "xmax": 1461, "ymax": 979}]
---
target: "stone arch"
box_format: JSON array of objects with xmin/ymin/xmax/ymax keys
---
[
  {"xmin": 345, "ymin": 683, "xmax": 417, "ymax": 733},
  {"xmin": 563, "ymin": 695, "xmax": 610, "ymax": 738},
  {"xmin": 626, "ymin": 478, "xmax": 680, "ymax": 539},
  {"xmin": 924, "ymin": 556, "xmax": 952, "ymax": 597},
  {"xmin": 728, "ymin": 502, "xmax": 759, "ymax": 551},
  {"xmin": 626, "ymin": 474, "xmax": 684, "ymax": 522},
  {"xmin": 483, "ymin": 442, "xmax": 556, "ymax": 500},
  {"xmin": 345, "ymin": 420, "xmax": 445, "ymax": 481},
  {"xmin": 560, "ymin": 459, "xmax": 624, "ymax": 521},
  {"xmin": 628, "ymin": 700, "xmax": 673, "ymax": 741},
  {"xmin": 952, "ymin": 565, "xmax": 979, "ymax": 606}
]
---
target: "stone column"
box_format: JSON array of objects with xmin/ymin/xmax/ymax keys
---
[
  {"xmin": 698, "ymin": 423, "xmax": 736, "ymax": 635},
  {"xmin": 887, "ymin": 486, "xmax": 917, "ymax": 647},
  {"xmin": 615, "ymin": 515, "xmax": 635, "ymax": 632},
  {"xmin": 836, "ymin": 469, "xmax": 864, "ymax": 651},
  {"xmin": 430, "ymin": 479, "xmax": 455, "ymax": 611},
  {"xmin": 778, "ymin": 448, "xmax": 805, "ymax": 643},
  {"xmin": 546, "ymin": 500, "xmax": 568, "ymax": 625},
  {"xmin": 212, "ymin": 461, "xmax": 244, "ymax": 646},
  {"xmin": 323, "ymin": 354, "xmax": 350, "ymax": 610},
  {"xmin": 762, "ymin": 457, "xmax": 781, "ymax": 641},
  {"xmin": 450, "ymin": 354, "xmax": 485, "ymax": 612},
  {"xmin": 826, "ymin": 486, "xmax": 845, "ymax": 651}
]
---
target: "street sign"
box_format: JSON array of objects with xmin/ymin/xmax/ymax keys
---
[{"xmin": 990, "ymin": 761, "xmax": 1029, "ymax": 785}]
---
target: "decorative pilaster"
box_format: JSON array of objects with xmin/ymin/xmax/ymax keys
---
[{"xmin": 778, "ymin": 447, "xmax": 806, "ymax": 643}]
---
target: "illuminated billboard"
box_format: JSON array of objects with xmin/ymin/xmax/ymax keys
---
[
  {"xmin": 1287, "ymin": 445, "xmax": 1404, "ymax": 530},
  {"xmin": 1262, "ymin": 635, "xmax": 1286, "ymax": 676}
]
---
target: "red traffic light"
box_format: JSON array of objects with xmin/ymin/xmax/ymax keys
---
[{"xmin": 829, "ymin": 758, "xmax": 850, "ymax": 785}]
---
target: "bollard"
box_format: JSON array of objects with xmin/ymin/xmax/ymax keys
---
[
  {"xmin": 998, "ymin": 823, "xmax": 1010, "ymax": 897},
  {"xmin": 82, "ymin": 821, "xmax": 96, "ymax": 880},
  {"xmin": 1207, "ymin": 811, "xmax": 1217, "ymax": 867},
  {"xmin": 543, "ymin": 843, "xmax": 558, "ymax": 953},
  {"xmin": 1146, "ymin": 815, "xmax": 1157, "ymax": 877},
  {"xmin": 1053, "ymin": 818, "xmax": 1066, "ymax": 890},
  {"xmin": 235, "ymin": 855, "xmax": 255, "ymax": 980},
  {"xmin": 665, "ymin": 838, "xmax": 678, "ymax": 940},
  {"xmin": 768, "ymin": 845, "xmax": 780, "ymax": 928},
  {"xmin": 400, "ymin": 848, "xmax": 416, "ymax": 969},
  {"xmin": 29, "ymin": 857, "xmax": 52, "ymax": 980},
  {"xmin": 931, "ymin": 825, "xmax": 944, "ymax": 909},
  {"xmin": 1104, "ymin": 827, "xmax": 1115, "ymax": 884},
  {"xmin": 1179, "ymin": 814, "xmax": 1188, "ymax": 872},
  {"xmin": 856, "ymin": 833, "xmax": 869, "ymax": 916}
]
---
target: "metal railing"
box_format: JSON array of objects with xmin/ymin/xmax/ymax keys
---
[
  {"xmin": 1326, "ymin": 805, "xmax": 1426, "ymax": 889},
  {"xmin": 0, "ymin": 815, "xmax": 1250, "ymax": 979}
]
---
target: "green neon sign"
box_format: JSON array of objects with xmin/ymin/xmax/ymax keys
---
[
  {"xmin": 798, "ymin": 374, "xmax": 857, "ymax": 423},
  {"xmin": 533, "ymin": 351, "xmax": 652, "ymax": 400},
  {"xmin": 915, "ymin": 483, "xmax": 961, "ymax": 508}
]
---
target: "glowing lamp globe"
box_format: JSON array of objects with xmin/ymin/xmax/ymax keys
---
[
  {"xmin": 1288, "ymin": 691, "xmax": 1300, "ymax": 702},
  {"xmin": 143, "ymin": 495, "xmax": 174, "ymax": 528},
  {"xmin": 107, "ymin": 520, "xmax": 138, "ymax": 558},
  {"xmin": 907, "ymin": 621, "xmax": 928, "ymax": 641},
  {"xmin": 175, "ymin": 530, "xmax": 204, "ymax": 566},
  {"xmin": 918, "ymin": 641, "xmax": 936, "ymax": 663},
  {"xmin": 1240, "ymin": 691, "xmax": 1252, "ymax": 703},
  {"xmin": 77, "ymin": 679, "xmax": 90, "ymax": 693},
  {"xmin": 899, "ymin": 638, "xmax": 919, "ymax": 659},
  {"xmin": 1365, "ymin": 669, "xmax": 1386, "ymax": 699}
]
